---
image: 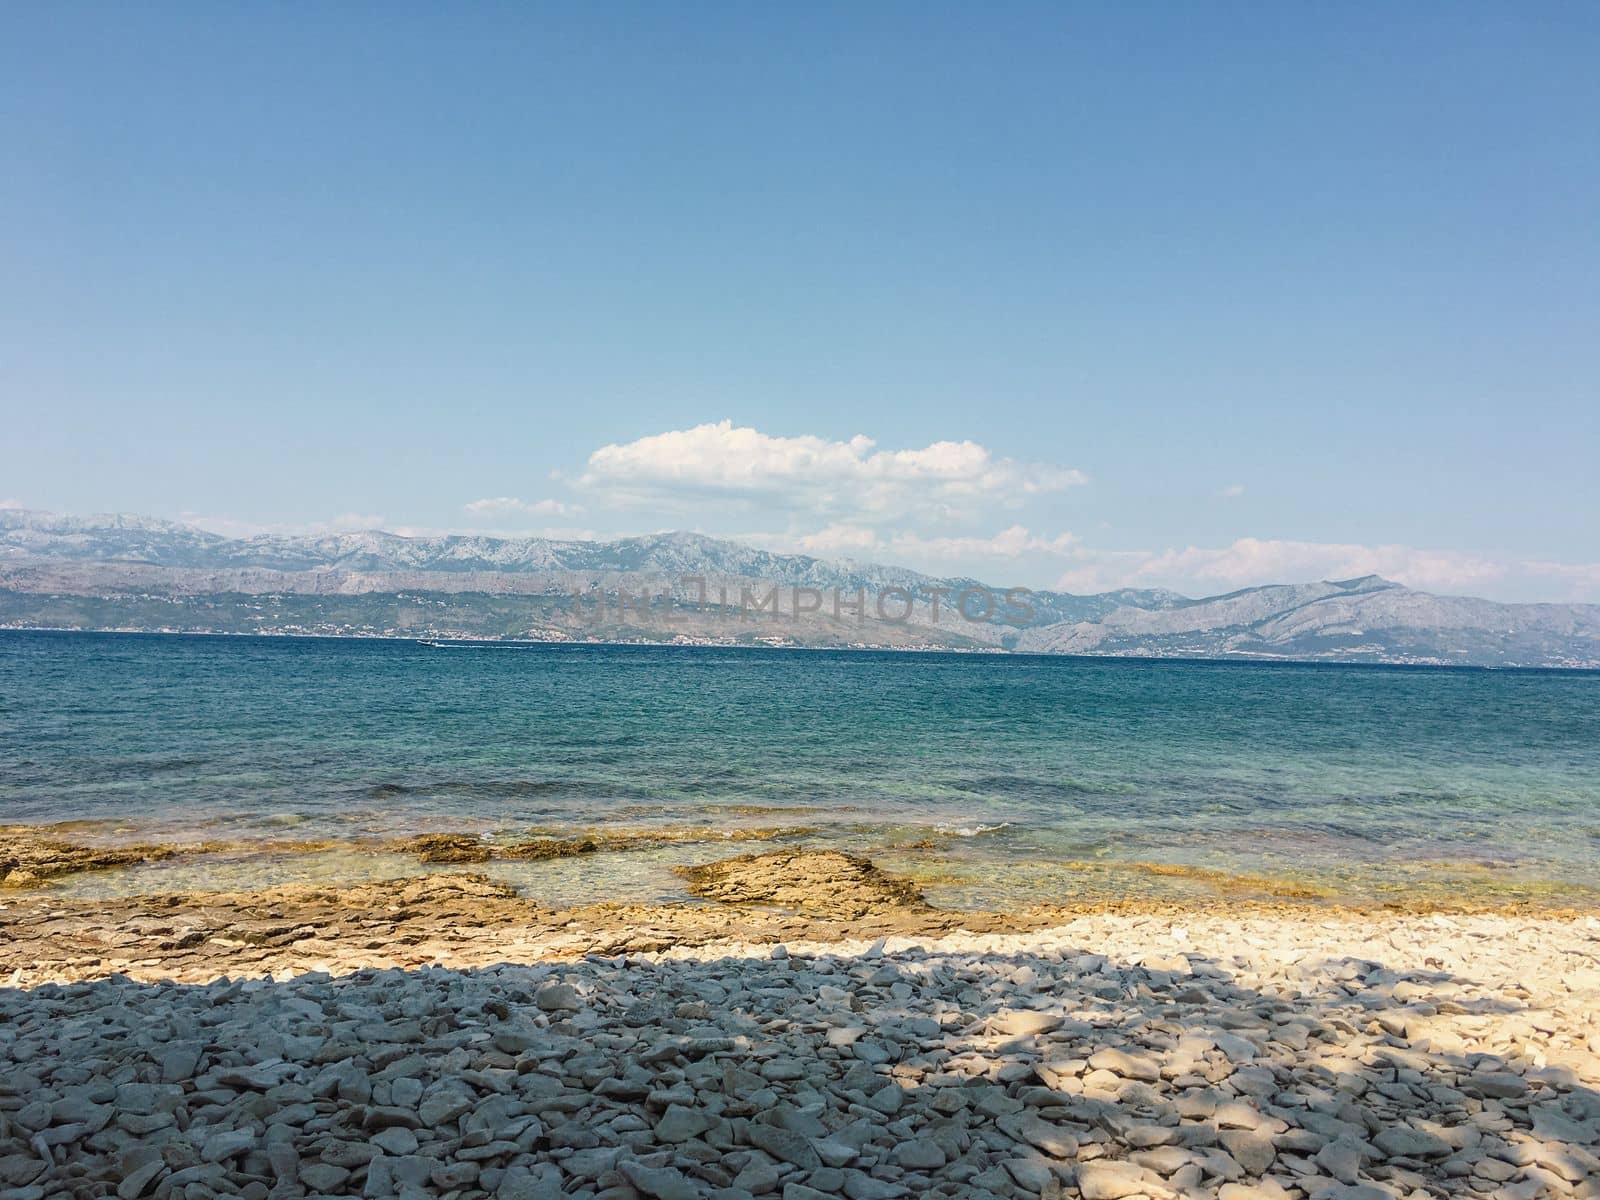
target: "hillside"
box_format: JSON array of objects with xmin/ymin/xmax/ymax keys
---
[{"xmin": 3, "ymin": 511, "xmax": 1596, "ymax": 666}]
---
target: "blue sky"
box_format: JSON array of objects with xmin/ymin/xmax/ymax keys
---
[{"xmin": 3, "ymin": 4, "xmax": 1597, "ymax": 600}]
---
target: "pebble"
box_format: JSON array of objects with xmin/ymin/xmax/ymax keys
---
[
  {"xmin": 1077, "ymin": 1160, "xmax": 1152, "ymax": 1199},
  {"xmin": 0, "ymin": 908, "xmax": 1594, "ymax": 1200}
]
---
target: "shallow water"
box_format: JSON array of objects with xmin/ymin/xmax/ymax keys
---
[{"xmin": 4, "ymin": 630, "xmax": 1598, "ymax": 907}]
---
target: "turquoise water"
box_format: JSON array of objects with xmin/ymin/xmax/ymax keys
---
[{"xmin": 3, "ymin": 630, "xmax": 1598, "ymax": 907}]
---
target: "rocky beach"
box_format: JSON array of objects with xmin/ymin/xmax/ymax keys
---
[
  {"xmin": 10, "ymin": 5, "xmax": 1600, "ymax": 1199},
  {"xmin": 2, "ymin": 848, "xmax": 1597, "ymax": 1200}
]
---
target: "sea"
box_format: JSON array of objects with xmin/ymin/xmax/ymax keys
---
[{"xmin": 3, "ymin": 630, "xmax": 1598, "ymax": 909}]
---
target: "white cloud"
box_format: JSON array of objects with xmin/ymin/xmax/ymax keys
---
[
  {"xmin": 744, "ymin": 526, "xmax": 1598, "ymax": 603},
  {"xmin": 1217, "ymin": 484, "xmax": 1245, "ymax": 498},
  {"xmin": 320, "ymin": 512, "xmax": 386, "ymax": 534},
  {"xmin": 1135, "ymin": 538, "xmax": 1506, "ymax": 592},
  {"xmin": 724, "ymin": 503, "xmax": 1597, "ymax": 603},
  {"xmin": 788, "ymin": 523, "xmax": 1079, "ymax": 562},
  {"xmin": 1521, "ymin": 560, "xmax": 1600, "ymax": 592},
  {"xmin": 578, "ymin": 421, "xmax": 1085, "ymax": 521},
  {"xmin": 181, "ymin": 512, "xmax": 386, "ymax": 538},
  {"xmin": 185, "ymin": 508, "xmax": 602, "ymax": 543},
  {"xmin": 787, "ymin": 524, "xmax": 881, "ymax": 556},
  {"xmin": 389, "ymin": 522, "xmax": 603, "ymax": 542},
  {"xmin": 1045, "ymin": 536, "xmax": 1600, "ymax": 600},
  {"xmin": 1050, "ymin": 549, "xmax": 1164, "ymax": 595},
  {"xmin": 463, "ymin": 496, "xmax": 579, "ymax": 521}
]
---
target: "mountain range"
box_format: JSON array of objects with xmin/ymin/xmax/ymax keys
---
[{"xmin": 3, "ymin": 509, "xmax": 1597, "ymax": 668}]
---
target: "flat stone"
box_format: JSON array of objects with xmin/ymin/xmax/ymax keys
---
[
  {"xmin": 1372, "ymin": 1126, "xmax": 1451, "ymax": 1160},
  {"xmin": 1087, "ymin": 1048, "xmax": 1161, "ymax": 1083},
  {"xmin": 200, "ymin": 1129, "xmax": 256, "ymax": 1163},
  {"xmin": 116, "ymin": 1160, "xmax": 166, "ymax": 1200},
  {"xmin": 1315, "ymin": 1138, "xmax": 1364, "ymax": 1184},
  {"xmin": 748, "ymin": 1124, "xmax": 822, "ymax": 1171},
  {"xmin": 620, "ymin": 1160, "xmax": 701, "ymax": 1200},
  {"xmin": 656, "ymin": 1104, "xmax": 713, "ymax": 1142},
  {"xmin": 1214, "ymin": 1100, "xmax": 1263, "ymax": 1129},
  {"xmin": 991, "ymin": 1010, "xmax": 1065, "ymax": 1037},
  {"xmin": 535, "ymin": 982, "xmax": 580, "ymax": 1012},
  {"xmin": 158, "ymin": 1041, "xmax": 204, "ymax": 1082},
  {"xmin": 299, "ymin": 1162, "xmax": 351, "ymax": 1191},
  {"xmin": 1464, "ymin": 1071, "xmax": 1527, "ymax": 1099},
  {"xmin": 372, "ymin": 1126, "xmax": 419, "ymax": 1155},
  {"xmin": 1076, "ymin": 1160, "xmax": 1150, "ymax": 1200},
  {"xmin": 866, "ymin": 1082, "xmax": 905, "ymax": 1114},
  {"xmin": 1000, "ymin": 1112, "xmax": 1079, "ymax": 1158},
  {"xmin": 1219, "ymin": 1130, "xmax": 1277, "ymax": 1175},
  {"xmin": 891, "ymin": 1139, "xmax": 947, "ymax": 1170},
  {"xmin": 814, "ymin": 1138, "xmax": 860, "ymax": 1167},
  {"xmin": 1002, "ymin": 1155, "xmax": 1055, "ymax": 1192}
]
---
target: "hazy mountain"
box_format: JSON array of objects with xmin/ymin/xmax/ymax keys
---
[
  {"xmin": 0, "ymin": 511, "xmax": 969, "ymax": 585},
  {"xmin": 1016, "ymin": 575, "xmax": 1600, "ymax": 667},
  {"xmin": 0, "ymin": 511, "xmax": 230, "ymax": 564},
  {"xmin": 2, "ymin": 510, "xmax": 1596, "ymax": 667},
  {"xmin": 0, "ymin": 511, "xmax": 1178, "ymax": 614}
]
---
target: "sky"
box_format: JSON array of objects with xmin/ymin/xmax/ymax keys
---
[{"xmin": 2, "ymin": 4, "xmax": 1598, "ymax": 601}]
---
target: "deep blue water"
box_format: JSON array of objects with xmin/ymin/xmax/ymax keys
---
[{"xmin": 3, "ymin": 630, "xmax": 1597, "ymax": 906}]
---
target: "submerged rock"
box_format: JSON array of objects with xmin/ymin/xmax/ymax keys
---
[
  {"xmin": 393, "ymin": 832, "xmax": 491, "ymax": 863},
  {"xmin": 393, "ymin": 826, "xmax": 812, "ymax": 865},
  {"xmin": 0, "ymin": 827, "xmax": 182, "ymax": 888},
  {"xmin": 499, "ymin": 836, "xmax": 601, "ymax": 860}
]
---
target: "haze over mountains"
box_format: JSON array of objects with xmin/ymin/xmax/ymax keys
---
[{"xmin": 3, "ymin": 510, "xmax": 1597, "ymax": 668}]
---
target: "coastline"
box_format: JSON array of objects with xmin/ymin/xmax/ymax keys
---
[
  {"xmin": 6, "ymin": 824, "xmax": 1600, "ymax": 915},
  {"xmin": 4, "ymin": 637, "xmax": 1598, "ymax": 1196},
  {"xmin": 7, "ymin": 626, "xmax": 1600, "ymax": 671},
  {"xmin": 6, "ymin": 864, "xmax": 1600, "ymax": 988}
]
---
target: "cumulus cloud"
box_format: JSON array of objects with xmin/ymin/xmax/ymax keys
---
[
  {"xmin": 578, "ymin": 421, "xmax": 1084, "ymax": 521},
  {"xmin": 1050, "ymin": 550, "xmax": 1165, "ymax": 595},
  {"xmin": 0, "ymin": 498, "xmax": 22, "ymax": 509},
  {"xmin": 463, "ymin": 496, "xmax": 580, "ymax": 521},
  {"xmin": 1217, "ymin": 484, "xmax": 1245, "ymax": 498}
]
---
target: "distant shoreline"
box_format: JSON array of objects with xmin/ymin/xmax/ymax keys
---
[{"xmin": 5, "ymin": 624, "xmax": 1597, "ymax": 673}]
